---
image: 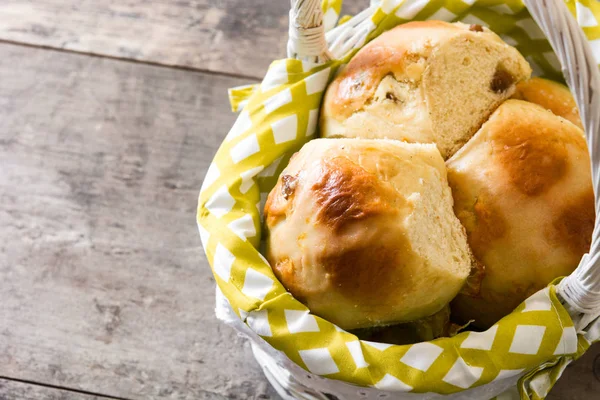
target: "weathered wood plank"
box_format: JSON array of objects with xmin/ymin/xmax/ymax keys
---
[
  {"xmin": 0, "ymin": 42, "xmax": 278, "ymax": 399},
  {"xmin": 0, "ymin": 379, "xmax": 111, "ymax": 400},
  {"xmin": 0, "ymin": 0, "xmax": 364, "ymax": 78},
  {"xmin": 548, "ymin": 343, "xmax": 600, "ymax": 399}
]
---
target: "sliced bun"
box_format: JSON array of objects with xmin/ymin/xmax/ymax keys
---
[{"xmin": 320, "ymin": 21, "xmax": 531, "ymax": 159}]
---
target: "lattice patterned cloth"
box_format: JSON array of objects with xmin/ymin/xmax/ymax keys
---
[{"xmin": 199, "ymin": 0, "xmax": 600, "ymax": 398}]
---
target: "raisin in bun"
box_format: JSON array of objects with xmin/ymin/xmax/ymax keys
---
[
  {"xmin": 264, "ymin": 139, "xmax": 473, "ymax": 330},
  {"xmin": 447, "ymin": 100, "xmax": 594, "ymax": 328},
  {"xmin": 512, "ymin": 77, "xmax": 583, "ymax": 129},
  {"xmin": 320, "ymin": 21, "xmax": 531, "ymax": 159}
]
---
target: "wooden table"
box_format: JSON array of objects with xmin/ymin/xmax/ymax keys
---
[{"xmin": 0, "ymin": 2, "xmax": 598, "ymax": 399}]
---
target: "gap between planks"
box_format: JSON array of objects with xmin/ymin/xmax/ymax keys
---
[
  {"xmin": 0, "ymin": 376, "xmax": 131, "ymax": 400},
  {"xmin": 0, "ymin": 38, "xmax": 261, "ymax": 82}
]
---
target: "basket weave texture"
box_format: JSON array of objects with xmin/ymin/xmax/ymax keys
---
[{"xmin": 199, "ymin": 0, "xmax": 600, "ymax": 398}]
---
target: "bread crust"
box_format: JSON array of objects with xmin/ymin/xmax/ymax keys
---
[
  {"xmin": 265, "ymin": 139, "xmax": 472, "ymax": 329},
  {"xmin": 320, "ymin": 21, "xmax": 532, "ymax": 159},
  {"xmin": 324, "ymin": 21, "xmax": 466, "ymax": 119},
  {"xmin": 513, "ymin": 77, "xmax": 583, "ymax": 129},
  {"xmin": 447, "ymin": 100, "xmax": 594, "ymax": 328}
]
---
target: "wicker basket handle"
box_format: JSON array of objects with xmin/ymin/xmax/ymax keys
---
[
  {"xmin": 287, "ymin": 0, "xmax": 333, "ymax": 62},
  {"xmin": 287, "ymin": 0, "xmax": 381, "ymax": 61},
  {"xmin": 288, "ymin": 0, "xmax": 600, "ymax": 325}
]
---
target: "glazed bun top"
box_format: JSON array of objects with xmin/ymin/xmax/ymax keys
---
[
  {"xmin": 447, "ymin": 100, "xmax": 594, "ymax": 328},
  {"xmin": 513, "ymin": 77, "xmax": 583, "ymax": 129},
  {"xmin": 265, "ymin": 138, "xmax": 473, "ymax": 330}
]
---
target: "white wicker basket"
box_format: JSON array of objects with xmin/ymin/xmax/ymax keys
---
[{"xmin": 216, "ymin": 0, "xmax": 600, "ymax": 398}]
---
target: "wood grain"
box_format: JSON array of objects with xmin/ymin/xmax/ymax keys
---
[
  {"xmin": 0, "ymin": 379, "xmax": 110, "ymax": 400},
  {"xmin": 0, "ymin": 42, "xmax": 278, "ymax": 399},
  {"xmin": 0, "ymin": 1, "xmax": 598, "ymax": 397},
  {"xmin": 548, "ymin": 343, "xmax": 600, "ymax": 399},
  {"xmin": 0, "ymin": 0, "xmax": 365, "ymax": 79}
]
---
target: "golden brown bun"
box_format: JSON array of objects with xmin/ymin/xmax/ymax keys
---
[
  {"xmin": 265, "ymin": 139, "xmax": 473, "ymax": 330},
  {"xmin": 320, "ymin": 21, "xmax": 531, "ymax": 159},
  {"xmin": 513, "ymin": 77, "xmax": 583, "ymax": 129},
  {"xmin": 447, "ymin": 100, "xmax": 594, "ymax": 328}
]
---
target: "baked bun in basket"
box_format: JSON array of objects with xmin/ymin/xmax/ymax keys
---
[
  {"xmin": 320, "ymin": 21, "xmax": 531, "ymax": 159},
  {"xmin": 264, "ymin": 139, "xmax": 473, "ymax": 330},
  {"xmin": 448, "ymin": 100, "xmax": 595, "ymax": 328},
  {"xmin": 512, "ymin": 77, "xmax": 583, "ymax": 129}
]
